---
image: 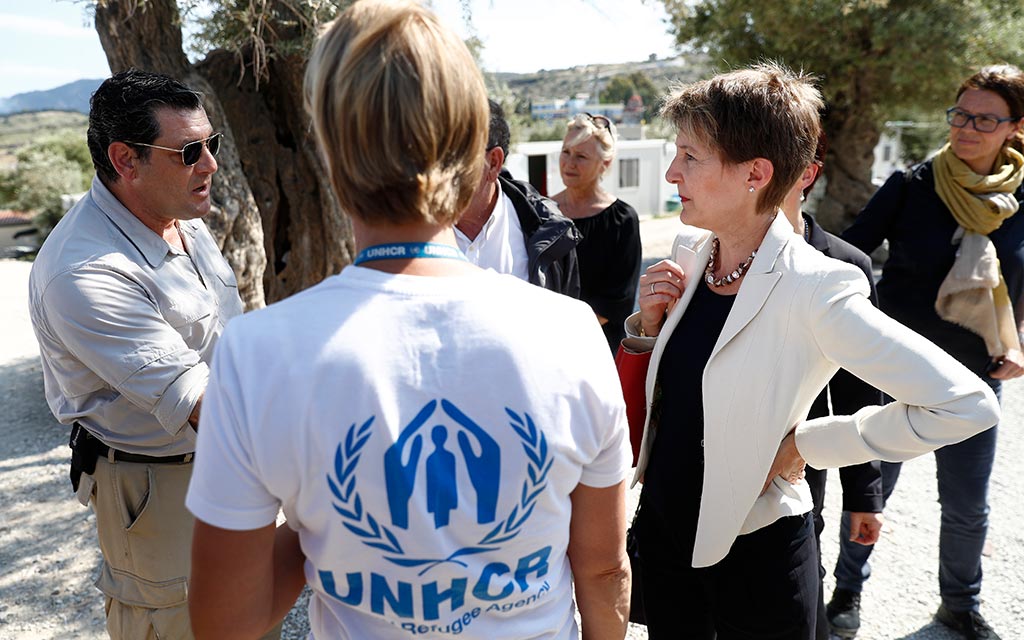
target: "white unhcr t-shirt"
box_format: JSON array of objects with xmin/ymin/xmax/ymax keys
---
[{"xmin": 186, "ymin": 266, "xmax": 630, "ymax": 639}]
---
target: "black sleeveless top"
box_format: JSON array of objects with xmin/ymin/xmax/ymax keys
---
[{"xmin": 643, "ymin": 281, "xmax": 735, "ymax": 557}]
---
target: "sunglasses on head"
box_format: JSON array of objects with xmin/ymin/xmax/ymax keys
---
[
  {"xmin": 126, "ymin": 132, "xmax": 223, "ymax": 166},
  {"xmin": 581, "ymin": 112, "xmax": 611, "ymax": 130}
]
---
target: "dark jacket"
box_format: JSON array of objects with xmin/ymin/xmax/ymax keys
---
[
  {"xmin": 499, "ymin": 172, "xmax": 582, "ymax": 298},
  {"xmin": 841, "ymin": 161, "xmax": 1024, "ymax": 376},
  {"xmin": 803, "ymin": 214, "xmax": 884, "ymax": 516}
]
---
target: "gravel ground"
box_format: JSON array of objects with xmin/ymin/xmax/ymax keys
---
[{"xmin": 1, "ymin": 217, "xmax": 1021, "ymax": 639}]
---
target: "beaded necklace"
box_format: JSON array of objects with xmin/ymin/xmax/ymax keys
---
[{"xmin": 704, "ymin": 237, "xmax": 756, "ymax": 287}]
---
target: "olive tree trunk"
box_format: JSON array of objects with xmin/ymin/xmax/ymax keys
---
[
  {"xmin": 812, "ymin": 61, "xmax": 883, "ymax": 234},
  {"xmin": 197, "ymin": 47, "xmax": 353, "ymax": 304},
  {"xmin": 816, "ymin": 112, "xmax": 882, "ymax": 234}
]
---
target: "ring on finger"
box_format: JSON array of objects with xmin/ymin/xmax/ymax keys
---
[{"xmin": 650, "ymin": 283, "xmax": 656, "ymax": 296}]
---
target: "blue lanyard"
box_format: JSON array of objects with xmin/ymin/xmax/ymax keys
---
[{"xmin": 353, "ymin": 242, "xmax": 468, "ymax": 266}]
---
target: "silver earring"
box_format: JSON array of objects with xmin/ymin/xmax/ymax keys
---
[
  {"xmin": 748, "ymin": 185, "xmax": 756, "ymax": 193},
  {"xmin": 799, "ymin": 194, "xmax": 806, "ymax": 202}
]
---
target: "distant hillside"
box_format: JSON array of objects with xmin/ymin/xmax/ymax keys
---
[
  {"xmin": 0, "ymin": 54, "xmax": 709, "ymax": 129},
  {"xmin": 0, "ymin": 111, "xmax": 89, "ymax": 162},
  {"xmin": 0, "ymin": 79, "xmax": 103, "ymax": 116},
  {"xmin": 0, "ymin": 55, "xmax": 708, "ymax": 119},
  {"xmin": 493, "ymin": 54, "xmax": 711, "ymax": 108}
]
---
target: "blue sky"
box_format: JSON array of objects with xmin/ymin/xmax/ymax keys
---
[
  {"xmin": 0, "ymin": 0, "xmax": 680, "ymax": 99},
  {"xmin": 0, "ymin": 1, "xmax": 110, "ymax": 97}
]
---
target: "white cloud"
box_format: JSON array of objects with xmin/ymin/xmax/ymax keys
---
[
  {"xmin": 0, "ymin": 13, "xmax": 94, "ymax": 39},
  {"xmin": 429, "ymin": 0, "xmax": 677, "ymax": 74},
  {"xmin": 1, "ymin": 62, "xmax": 77, "ymax": 79}
]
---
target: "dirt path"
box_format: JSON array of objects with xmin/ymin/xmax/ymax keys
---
[
  {"xmin": 2, "ymin": 217, "xmax": 1021, "ymax": 638},
  {"xmin": 0, "ymin": 261, "xmax": 106, "ymax": 637}
]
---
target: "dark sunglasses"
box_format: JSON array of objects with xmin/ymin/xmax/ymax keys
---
[
  {"xmin": 946, "ymin": 107, "xmax": 1018, "ymax": 133},
  {"xmin": 581, "ymin": 112, "xmax": 612, "ymax": 130},
  {"xmin": 126, "ymin": 132, "xmax": 223, "ymax": 166}
]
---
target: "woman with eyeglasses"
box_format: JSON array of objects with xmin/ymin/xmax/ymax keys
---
[
  {"xmin": 622, "ymin": 62, "xmax": 998, "ymax": 640},
  {"xmin": 835, "ymin": 65, "xmax": 1024, "ymax": 640},
  {"xmin": 552, "ymin": 113, "xmax": 642, "ymax": 353}
]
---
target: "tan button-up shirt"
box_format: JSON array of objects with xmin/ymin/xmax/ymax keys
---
[{"xmin": 29, "ymin": 176, "xmax": 244, "ymax": 456}]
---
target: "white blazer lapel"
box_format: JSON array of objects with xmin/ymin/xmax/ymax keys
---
[
  {"xmin": 661, "ymin": 235, "xmax": 712, "ymax": 337},
  {"xmin": 710, "ymin": 213, "xmax": 791, "ymax": 359},
  {"xmin": 643, "ymin": 230, "xmax": 713, "ymax": 406}
]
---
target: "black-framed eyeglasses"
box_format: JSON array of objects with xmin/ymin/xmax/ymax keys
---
[
  {"xmin": 126, "ymin": 132, "xmax": 223, "ymax": 166},
  {"xmin": 581, "ymin": 112, "xmax": 611, "ymax": 130},
  {"xmin": 946, "ymin": 107, "xmax": 1018, "ymax": 133}
]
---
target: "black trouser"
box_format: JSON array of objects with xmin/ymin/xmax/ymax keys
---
[
  {"xmin": 636, "ymin": 501, "xmax": 819, "ymax": 639},
  {"xmin": 804, "ymin": 466, "xmax": 830, "ymax": 640}
]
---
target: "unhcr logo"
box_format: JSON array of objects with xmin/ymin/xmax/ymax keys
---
[
  {"xmin": 384, "ymin": 400, "xmax": 500, "ymax": 530},
  {"xmin": 328, "ymin": 400, "xmax": 552, "ymax": 574},
  {"xmin": 322, "ymin": 400, "xmax": 556, "ymax": 623}
]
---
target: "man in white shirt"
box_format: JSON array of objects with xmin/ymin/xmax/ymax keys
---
[{"xmin": 456, "ymin": 100, "xmax": 582, "ymax": 297}]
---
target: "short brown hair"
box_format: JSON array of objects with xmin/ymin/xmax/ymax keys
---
[
  {"xmin": 304, "ymin": 0, "xmax": 488, "ymax": 226},
  {"xmin": 957, "ymin": 64, "xmax": 1024, "ymax": 152},
  {"xmin": 660, "ymin": 62, "xmax": 823, "ymax": 215}
]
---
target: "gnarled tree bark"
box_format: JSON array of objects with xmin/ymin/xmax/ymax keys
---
[
  {"xmin": 817, "ymin": 114, "xmax": 881, "ymax": 234},
  {"xmin": 198, "ymin": 47, "xmax": 353, "ymax": 303}
]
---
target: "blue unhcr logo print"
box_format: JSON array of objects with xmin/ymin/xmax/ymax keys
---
[
  {"xmin": 384, "ymin": 400, "xmax": 500, "ymax": 529},
  {"xmin": 327, "ymin": 400, "xmax": 552, "ymax": 576}
]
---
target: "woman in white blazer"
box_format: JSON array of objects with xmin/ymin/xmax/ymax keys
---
[{"xmin": 621, "ymin": 63, "xmax": 999, "ymax": 639}]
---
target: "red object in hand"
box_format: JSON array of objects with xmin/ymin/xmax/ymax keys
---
[{"xmin": 615, "ymin": 345, "xmax": 652, "ymax": 467}]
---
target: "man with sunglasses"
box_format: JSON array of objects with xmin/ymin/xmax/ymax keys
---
[
  {"xmin": 28, "ymin": 69, "xmax": 256, "ymax": 639},
  {"xmin": 456, "ymin": 100, "xmax": 582, "ymax": 296}
]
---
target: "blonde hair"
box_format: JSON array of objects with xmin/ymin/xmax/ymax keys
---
[
  {"xmin": 563, "ymin": 113, "xmax": 617, "ymax": 176},
  {"xmin": 304, "ymin": 0, "xmax": 488, "ymax": 226},
  {"xmin": 660, "ymin": 62, "xmax": 823, "ymax": 215}
]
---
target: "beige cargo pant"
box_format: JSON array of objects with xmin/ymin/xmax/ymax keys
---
[{"xmin": 90, "ymin": 456, "xmax": 283, "ymax": 639}]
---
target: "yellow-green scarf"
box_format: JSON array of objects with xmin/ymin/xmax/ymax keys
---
[{"xmin": 933, "ymin": 143, "xmax": 1024, "ymax": 357}]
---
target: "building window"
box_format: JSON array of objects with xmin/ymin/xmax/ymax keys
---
[{"xmin": 619, "ymin": 158, "xmax": 639, "ymax": 189}]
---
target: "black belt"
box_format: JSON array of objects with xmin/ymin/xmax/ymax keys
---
[
  {"xmin": 72, "ymin": 423, "xmax": 193, "ymax": 465},
  {"xmin": 94, "ymin": 440, "xmax": 193, "ymax": 464}
]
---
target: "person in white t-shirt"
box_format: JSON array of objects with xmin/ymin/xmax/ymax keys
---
[{"xmin": 184, "ymin": 2, "xmax": 632, "ymax": 639}]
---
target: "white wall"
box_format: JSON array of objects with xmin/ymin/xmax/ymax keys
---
[
  {"xmin": 508, "ymin": 139, "xmax": 677, "ymax": 218},
  {"xmin": 511, "ymin": 130, "xmax": 914, "ymax": 213},
  {"xmin": 871, "ymin": 130, "xmax": 904, "ymax": 185}
]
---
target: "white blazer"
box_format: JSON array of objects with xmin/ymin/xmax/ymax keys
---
[{"xmin": 624, "ymin": 213, "xmax": 999, "ymax": 568}]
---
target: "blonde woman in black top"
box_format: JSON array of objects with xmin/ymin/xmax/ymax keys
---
[{"xmin": 552, "ymin": 114, "xmax": 641, "ymax": 352}]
